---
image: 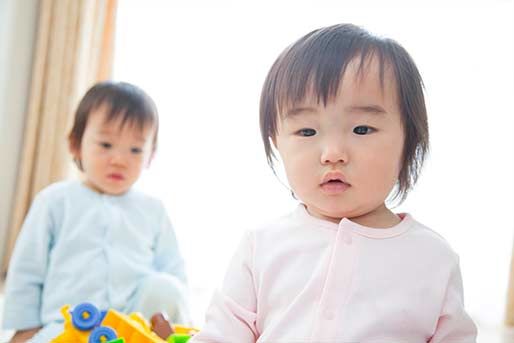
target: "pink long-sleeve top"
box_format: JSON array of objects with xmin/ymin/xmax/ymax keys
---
[{"xmin": 191, "ymin": 204, "xmax": 477, "ymax": 343}]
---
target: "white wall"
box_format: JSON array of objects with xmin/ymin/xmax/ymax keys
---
[{"xmin": 0, "ymin": 0, "xmax": 39, "ymax": 269}]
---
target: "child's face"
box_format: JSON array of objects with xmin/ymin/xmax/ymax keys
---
[
  {"xmin": 72, "ymin": 106, "xmax": 155, "ymax": 195},
  {"xmin": 274, "ymin": 57, "xmax": 404, "ymax": 224}
]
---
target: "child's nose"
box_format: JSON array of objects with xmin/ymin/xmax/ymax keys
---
[
  {"xmin": 109, "ymin": 151, "xmax": 127, "ymax": 166},
  {"xmin": 320, "ymin": 139, "xmax": 348, "ymax": 165}
]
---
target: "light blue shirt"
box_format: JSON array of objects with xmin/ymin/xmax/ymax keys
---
[{"xmin": 2, "ymin": 180, "xmax": 186, "ymax": 330}]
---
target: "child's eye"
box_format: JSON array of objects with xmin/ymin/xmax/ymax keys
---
[
  {"xmin": 131, "ymin": 147, "xmax": 143, "ymax": 154},
  {"xmin": 296, "ymin": 128, "xmax": 317, "ymax": 137},
  {"xmin": 353, "ymin": 126, "xmax": 375, "ymax": 135},
  {"xmin": 99, "ymin": 142, "xmax": 112, "ymax": 149}
]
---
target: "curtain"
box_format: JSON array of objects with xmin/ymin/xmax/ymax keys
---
[
  {"xmin": 1, "ymin": 0, "xmax": 118, "ymax": 274},
  {"xmin": 507, "ymin": 246, "xmax": 514, "ymax": 325}
]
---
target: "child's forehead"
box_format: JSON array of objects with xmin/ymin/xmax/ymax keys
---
[
  {"xmin": 89, "ymin": 106, "xmax": 154, "ymax": 138},
  {"xmin": 279, "ymin": 56, "xmax": 398, "ymax": 115}
]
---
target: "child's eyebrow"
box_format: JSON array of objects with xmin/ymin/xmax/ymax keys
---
[
  {"xmin": 96, "ymin": 130, "xmax": 148, "ymax": 143},
  {"xmin": 97, "ymin": 130, "xmax": 113, "ymax": 136},
  {"xmin": 345, "ymin": 105, "xmax": 386, "ymax": 114},
  {"xmin": 284, "ymin": 106, "xmax": 318, "ymax": 118},
  {"xmin": 133, "ymin": 136, "xmax": 147, "ymax": 143}
]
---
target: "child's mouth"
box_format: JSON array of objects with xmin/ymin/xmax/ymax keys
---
[
  {"xmin": 320, "ymin": 179, "xmax": 350, "ymax": 194},
  {"xmin": 320, "ymin": 171, "xmax": 350, "ymax": 194},
  {"xmin": 108, "ymin": 173, "xmax": 124, "ymax": 181}
]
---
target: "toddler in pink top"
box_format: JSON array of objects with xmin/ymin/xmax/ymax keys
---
[{"xmin": 191, "ymin": 24, "xmax": 477, "ymax": 342}]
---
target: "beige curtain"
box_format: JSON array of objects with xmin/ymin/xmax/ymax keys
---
[
  {"xmin": 2, "ymin": 0, "xmax": 118, "ymax": 274},
  {"xmin": 507, "ymin": 248, "xmax": 514, "ymax": 325}
]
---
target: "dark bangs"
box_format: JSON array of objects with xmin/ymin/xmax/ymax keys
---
[
  {"xmin": 93, "ymin": 83, "xmax": 157, "ymax": 132},
  {"xmin": 69, "ymin": 81, "xmax": 159, "ymax": 153},
  {"xmin": 259, "ymin": 23, "xmax": 429, "ymax": 202}
]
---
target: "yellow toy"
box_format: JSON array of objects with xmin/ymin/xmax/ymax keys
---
[
  {"xmin": 101, "ymin": 309, "xmax": 164, "ymax": 342},
  {"xmin": 51, "ymin": 302, "xmax": 165, "ymax": 343},
  {"xmin": 51, "ymin": 305, "xmax": 91, "ymax": 343}
]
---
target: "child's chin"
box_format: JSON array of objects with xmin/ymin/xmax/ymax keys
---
[
  {"xmin": 102, "ymin": 184, "xmax": 130, "ymax": 195},
  {"xmin": 319, "ymin": 205, "xmax": 352, "ymax": 220}
]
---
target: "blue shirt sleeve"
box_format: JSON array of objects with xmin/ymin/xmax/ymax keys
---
[
  {"xmin": 153, "ymin": 201, "xmax": 187, "ymax": 284},
  {"xmin": 2, "ymin": 191, "xmax": 54, "ymax": 330}
]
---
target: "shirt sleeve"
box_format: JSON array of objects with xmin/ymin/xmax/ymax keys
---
[
  {"xmin": 429, "ymin": 260, "xmax": 477, "ymax": 343},
  {"xmin": 153, "ymin": 201, "xmax": 187, "ymax": 284},
  {"xmin": 2, "ymin": 192, "xmax": 54, "ymax": 330},
  {"xmin": 190, "ymin": 232, "xmax": 259, "ymax": 343}
]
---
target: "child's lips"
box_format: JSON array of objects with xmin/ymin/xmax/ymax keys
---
[
  {"xmin": 320, "ymin": 171, "xmax": 351, "ymax": 194},
  {"xmin": 107, "ymin": 173, "xmax": 124, "ymax": 181},
  {"xmin": 320, "ymin": 180, "xmax": 351, "ymax": 194}
]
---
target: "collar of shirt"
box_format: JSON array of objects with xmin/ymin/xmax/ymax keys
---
[{"xmin": 293, "ymin": 203, "xmax": 414, "ymax": 239}]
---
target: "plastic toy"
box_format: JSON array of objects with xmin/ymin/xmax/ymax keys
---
[
  {"xmin": 51, "ymin": 302, "xmax": 163, "ymax": 343},
  {"xmin": 50, "ymin": 302, "xmax": 198, "ymax": 343},
  {"xmin": 169, "ymin": 325, "xmax": 199, "ymax": 342},
  {"xmin": 101, "ymin": 307, "xmax": 162, "ymax": 342},
  {"xmin": 150, "ymin": 312, "xmax": 199, "ymax": 343}
]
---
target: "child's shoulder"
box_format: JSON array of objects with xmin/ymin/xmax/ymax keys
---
[
  {"xmin": 125, "ymin": 187, "xmax": 164, "ymax": 209},
  {"xmin": 39, "ymin": 181, "xmax": 163, "ymax": 209},
  {"xmin": 247, "ymin": 207, "xmax": 304, "ymax": 242},
  {"xmin": 36, "ymin": 179, "xmax": 79, "ymax": 201},
  {"xmin": 24, "ymin": 181, "xmax": 81, "ymax": 219},
  {"xmin": 407, "ymin": 216, "xmax": 459, "ymax": 261}
]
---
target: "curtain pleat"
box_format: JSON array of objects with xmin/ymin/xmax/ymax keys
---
[{"xmin": 2, "ymin": 0, "xmax": 118, "ymax": 274}]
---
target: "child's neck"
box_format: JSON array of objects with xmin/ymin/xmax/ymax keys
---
[
  {"xmin": 308, "ymin": 203, "xmax": 401, "ymax": 228},
  {"xmin": 347, "ymin": 205, "xmax": 401, "ymax": 228}
]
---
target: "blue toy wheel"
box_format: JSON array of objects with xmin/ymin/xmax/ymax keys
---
[
  {"xmin": 88, "ymin": 326, "xmax": 117, "ymax": 343},
  {"xmin": 71, "ymin": 302, "xmax": 101, "ymax": 330}
]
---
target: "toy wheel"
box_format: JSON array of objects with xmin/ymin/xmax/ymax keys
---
[
  {"xmin": 88, "ymin": 325, "xmax": 117, "ymax": 343},
  {"xmin": 71, "ymin": 302, "xmax": 101, "ymax": 330}
]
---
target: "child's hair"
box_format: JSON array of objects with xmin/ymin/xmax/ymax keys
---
[
  {"xmin": 69, "ymin": 81, "xmax": 159, "ymax": 170},
  {"xmin": 260, "ymin": 23, "xmax": 429, "ymax": 202}
]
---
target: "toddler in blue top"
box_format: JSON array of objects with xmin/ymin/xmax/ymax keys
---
[{"xmin": 2, "ymin": 82, "xmax": 190, "ymax": 342}]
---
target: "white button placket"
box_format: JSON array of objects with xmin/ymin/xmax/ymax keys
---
[{"xmin": 311, "ymin": 225, "xmax": 356, "ymax": 340}]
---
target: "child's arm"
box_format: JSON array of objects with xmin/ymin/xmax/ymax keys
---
[
  {"xmin": 429, "ymin": 260, "xmax": 477, "ymax": 342},
  {"xmin": 9, "ymin": 327, "xmax": 41, "ymax": 343},
  {"xmin": 189, "ymin": 232, "xmax": 258, "ymax": 343},
  {"xmin": 2, "ymin": 192, "xmax": 53, "ymax": 332}
]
